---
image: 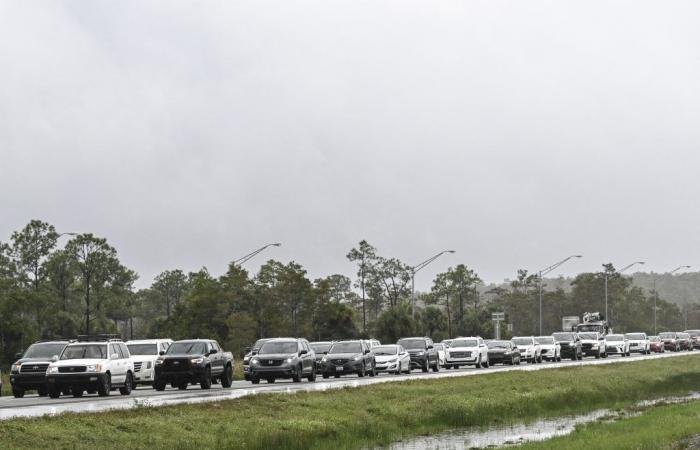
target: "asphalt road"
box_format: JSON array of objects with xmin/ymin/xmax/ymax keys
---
[{"xmin": 1, "ymin": 350, "xmax": 696, "ymax": 420}]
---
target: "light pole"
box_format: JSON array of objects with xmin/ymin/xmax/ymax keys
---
[
  {"xmin": 233, "ymin": 243, "xmax": 281, "ymax": 266},
  {"xmin": 538, "ymin": 255, "xmax": 582, "ymax": 335},
  {"xmin": 604, "ymin": 261, "xmax": 645, "ymax": 325},
  {"xmin": 411, "ymin": 250, "xmax": 456, "ymax": 318},
  {"xmin": 652, "ymin": 265, "xmax": 690, "ymax": 335}
]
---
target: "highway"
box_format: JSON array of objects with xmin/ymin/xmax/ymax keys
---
[{"xmin": 1, "ymin": 351, "xmax": 696, "ymax": 420}]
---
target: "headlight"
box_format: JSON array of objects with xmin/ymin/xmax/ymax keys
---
[
  {"xmin": 321, "ymin": 356, "xmax": 328, "ymax": 362},
  {"xmin": 353, "ymin": 355, "xmax": 362, "ymax": 361},
  {"xmin": 389, "ymin": 358, "xmax": 398, "ymax": 363},
  {"xmin": 190, "ymin": 357, "xmax": 204, "ymax": 364},
  {"xmin": 12, "ymin": 363, "xmax": 21, "ymax": 372},
  {"xmin": 417, "ymin": 351, "xmax": 425, "ymax": 356},
  {"xmin": 251, "ymin": 358, "xmax": 260, "ymax": 366},
  {"xmin": 243, "ymin": 356, "xmax": 251, "ymax": 364},
  {"xmin": 592, "ymin": 344, "xmax": 599, "ymax": 349},
  {"xmin": 47, "ymin": 366, "xmax": 59, "ymax": 374},
  {"xmin": 147, "ymin": 361, "xmax": 152, "ymax": 369},
  {"xmin": 86, "ymin": 364, "xmax": 103, "ymax": 372},
  {"xmin": 285, "ymin": 357, "xmax": 294, "ymax": 364},
  {"xmin": 155, "ymin": 359, "xmax": 164, "ymax": 366}
]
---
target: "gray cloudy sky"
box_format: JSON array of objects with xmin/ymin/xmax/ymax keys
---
[{"xmin": 2, "ymin": 1, "xmax": 700, "ymax": 290}]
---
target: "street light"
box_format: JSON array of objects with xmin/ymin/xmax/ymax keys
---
[
  {"xmin": 233, "ymin": 243, "xmax": 281, "ymax": 266},
  {"xmin": 652, "ymin": 265, "xmax": 690, "ymax": 335},
  {"xmin": 410, "ymin": 250, "xmax": 456, "ymax": 317},
  {"xmin": 604, "ymin": 261, "xmax": 645, "ymax": 325},
  {"xmin": 538, "ymin": 255, "xmax": 582, "ymax": 335}
]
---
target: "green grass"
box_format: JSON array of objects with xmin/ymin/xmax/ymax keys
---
[
  {"xmin": 1, "ymin": 356, "xmax": 700, "ymax": 449},
  {"xmin": 1, "ymin": 372, "xmax": 9, "ymax": 396},
  {"xmin": 519, "ymin": 398, "xmax": 700, "ymax": 449}
]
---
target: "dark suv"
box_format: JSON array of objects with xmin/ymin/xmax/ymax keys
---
[
  {"xmin": 154, "ymin": 339, "xmax": 234, "ymax": 390},
  {"xmin": 10, "ymin": 340, "xmax": 71, "ymax": 397},
  {"xmin": 243, "ymin": 338, "xmax": 273, "ymax": 381},
  {"xmin": 552, "ymin": 332, "xmax": 582, "ymax": 361},
  {"xmin": 319, "ymin": 340, "xmax": 375, "ymax": 378},
  {"xmin": 248, "ymin": 338, "xmax": 316, "ymax": 384},
  {"xmin": 397, "ymin": 337, "xmax": 439, "ymax": 372}
]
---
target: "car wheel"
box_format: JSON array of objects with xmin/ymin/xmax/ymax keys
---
[
  {"xmin": 48, "ymin": 386, "xmax": 61, "ymax": 399},
  {"xmin": 120, "ymin": 373, "xmax": 133, "ymax": 395},
  {"xmin": 293, "ymin": 365, "xmax": 302, "ymax": 382},
  {"xmin": 322, "ymin": 373, "xmax": 329, "ymax": 379},
  {"xmin": 200, "ymin": 367, "xmax": 212, "ymax": 389},
  {"xmin": 12, "ymin": 387, "xmax": 25, "ymax": 398},
  {"xmin": 221, "ymin": 364, "xmax": 233, "ymax": 388},
  {"xmin": 334, "ymin": 374, "xmax": 340, "ymax": 378},
  {"xmin": 476, "ymin": 356, "xmax": 482, "ymax": 369},
  {"xmin": 369, "ymin": 364, "xmax": 376, "ymax": 377},
  {"xmin": 422, "ymin": 361, "xmax": 429, "ymax": 373},
  {"xmin": 251, "ymin": 377, "xmax": 260, "ymax": 385},
  {"xmin": 358, "ymin": 363, "xmax": 366, "ymax": 378},
  {"xmin": 516, "ymin": 357, "xmax": 521, "ymax": 366},
  {"xmin": 266, "ymin": 378, "xmax": 275, "ymax": 383},
  {"xmin": 178, "ymin": 382, "xmax": 188, "ymax": 390},
  {"xmin": 432, "ymin": 360, "xmax": 440, "ymax": 372},
  {"xmin": 154, "ymin": 380, "xmax": 166, "ymax": 391},
  {"xmin": 482, "ymin": 357, "xmax": 489, "ymax": 369},
  {"xmin": 98, "ymin": 373, "xmax": 111, "ymax": 397},
  {"xmin": 307, "ymin": 366, "xmax": 317, "ymax": 382}
]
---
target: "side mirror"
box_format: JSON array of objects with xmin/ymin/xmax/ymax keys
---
[
  {"xmin": 299, "ymin": 349, "xmax": 308, "ymax": 355},
  {"xmin": 159, "ymin": 351, "xmax": 165, "ymax": 356},
  {"xmin": 15, "ymin": 352, "xmax": 23, "ymax": 360},
  {"xmin": 209, "ymin": 349, "xmax": 218, "ymax": 355},
  {"xmin": 110, "ymin": 353, "xmax": 119, "ymax": 360},
  {"xmin": 51, "ymin": 355, "xmax": 59, "ymax": 362},
  {"xmin": 323, "ymin": 351, "xmax": 328, "ymax": 355},
  {"xmin": 364, "ymin": 349, "xmax": 370, "ymax": 354},
  {"xmin": 244, "ymin": 346, "xmax": 251, "ymax": 353},
  {"xmin": 427, "ymin": 345, "xmax": 434, "ymax": 349}
]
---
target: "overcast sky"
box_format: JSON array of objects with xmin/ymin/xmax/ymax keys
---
[{"xmin": 1, "ymin": 1, "xmax": 699, "ymax": 290}]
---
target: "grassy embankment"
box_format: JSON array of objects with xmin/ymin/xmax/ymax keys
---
[
  {"xmin": 519, "ymin": 398, "xmax": 700, "ymax": 449},
  {"xmin": 1, "ymin": 372, "xmax": 9, "ymax": 396},
  {"xmin": 0, "ymin": 356, "xmax": 699, "ymax": 449}
]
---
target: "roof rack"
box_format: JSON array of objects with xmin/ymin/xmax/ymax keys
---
[{"xmin": 76, "ymin": 334, "xmax": 123, "ymax": 342}]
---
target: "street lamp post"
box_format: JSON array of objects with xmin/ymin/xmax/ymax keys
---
[
  {"xmin": 233, "ymin": 243, "xmax": 282, "ymax": 266},
  {"xmin": 411, "ymin": 250, "xmax": 456, "ymax": 318},
  {"xmin": 604, "ymin": 261, "xmax": 645, "ymax": 325},
  {"xmin": 538, "ymin": 255, "xmax": 582, "ymax": 335},
  {"xmin": 652, "ymin": 265, "xmax": 690, "ymax": 335}
]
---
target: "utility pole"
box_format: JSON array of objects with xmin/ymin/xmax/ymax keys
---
[
  {"xmin": 652, "ymin": 265, "xmax": 690, "ymax": 335},
  {"xmin": 410, "ymin": 250, "xmax": 456, "ymax": 318},
  {"xmin": 604, "ymin": 261, "xmax": 644, "ymax": 325},
  {"xmin": 538, "ymin": 255, "xmax": 582, "ymax": 336}
]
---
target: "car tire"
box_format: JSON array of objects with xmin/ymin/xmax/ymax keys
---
[
  {"xmin": 12, "ymin": 387, "xmax": 24, "ymax": 398},
  {"xmin": 266, "ymin": 378, "xmax": 275, "ymax": 383},
  {"xmin": 516, "ymin": 357, "xmax": 521, "ymax": 365},
  {"xmin": 98, "ymin": 373, "xmax": 111, "ymax": 397},
  {"xmin": 200, "ymin": 367, "xmax": 212, "ymax": 389},
  {"xmin": 307, "ymin": 366, "xmax": 316, "ymax": 382},
  {"xmin": 120, "ymin": 373, "xmax": 133, "ymax": 395},
  {"xmin": 293, "ymin": 365, "xmax": 302, "ymax": 382},
  {"xmin": 358, "ymin": 364, "xmax": 366, "ymax": 378},
  {"xmin": 154, "ymin": 380, "xmax": 166, "ymax": 391},
  {"xmin": 422, "ymin": 362, "xmax": 429, "ymax": 373},
  {"xmin": 178, "ymin": 382, "xmax": 188, "ymax": 390},
  {"xmin": 476, "ymin": 356, "xmax": 482, "ymax": 369},
  {"xmin": 482, "ymin": 358, "xmax": 489, "ymax": 369},
  {"xmin": 251, "ymin": 377, "xmax": 260, "ymax": 385},
  {"xmin": 432, "ymin": 361, "xmax": 440, "ymax": 372},
  {"xmin": 221, "ymin": 364, "xmax": 233, "ymax": 388},
  {"xmin": 48, "ymin": 386, "xmax": 61, "ymax": 399},
  {"xmin": 334, "ymin": 374, "xmax": 340, "ymax": 378},
  {"xmin": 322, "ymin": 373, "xmax": 329, "ymax": 379},
  {"xmin": 369, "ymin": 364, "xmax": 376, "ymax": 377}
]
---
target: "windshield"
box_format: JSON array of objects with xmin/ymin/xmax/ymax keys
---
[
  {"xmin": 252, "ymin": 339, "xmax": 270, "ymax": 350},
  {"xmin": 397, "ymin": 339, "xmax": 426, "ymax": 350},
  {"xmin": 310, "ymin": 343, "xmax": 332, "ymax": 354},
  {"xmin": 330, "ymin": 342, "xmax": 363, "ymax": 354},
  {"xmin": 625, "ymin": 333, "xmax": 646, "ymax": 340},
  {"xmin": 579, "ymin": 333, "xmax": 598, "ymax": 340},
  {"xmin": 552, "ymin": 333, "xmax": 574, "ymax": 342},
  {"xmin": 606, "ymin": 335, "xmax": 623, "ymax": 342},
  {"xmin": 535, "ymin": 337, "xmax": 554, "ymax": 345},
  {"xmin": 167, "ymin": 342, "xmax": 207, "ymax": 355},
  {"xmin": 577, "ymin": 324, "xmax": 604, "ymax": 332},
  {"xmin": 127, "ymin": 344, "xmax": 158, "ymax": 355},
  {"xmin": 373, "ymin": 345, "xmax": 398, "ymax": 356},
  {"xmin": 61, "ymin": 344, "xmax": 107, "ymax": 360},
  {"xmin": 512, "ymin": 338, "xmax": 533, "ymax": 346},
  {"xmin": 487, "ymin": 341, "xmax": 510, "ymax": 349},
  {"xmin": 649, "ymin": 336, "xmax": 661, "ymax": 342},
  {"xmin": 659, "ymin": 332, "xmax": 676, "ymax": 339},
  {"xmin": 259, "ymin": 341, "xmax": 298, "ymax": 354},
  {"xmin": 23, "ymin": 343, "xmax": 66, "ymax": 359},
  {"xmin": 451, "ymin": 339, "xmax": 478, "ymax": 347},
  {"xmin": 685, "ymin": 330, "xmax": 700, "ymax": 338}
]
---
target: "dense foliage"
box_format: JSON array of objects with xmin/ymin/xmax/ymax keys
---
[{"xmin": 0, "ymin": 220, "xmax": 691, "ymax": 365}]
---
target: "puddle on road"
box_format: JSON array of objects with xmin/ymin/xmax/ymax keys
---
[{"xmin": 383, "ymin": 392, "xmax": 700, "ymax": 450}]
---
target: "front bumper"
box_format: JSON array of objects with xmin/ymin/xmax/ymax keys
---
[
  {"xmin": 487, "ymin": 353, "xmax": 514, "ymax": 364},
  {"xmin": 46, "ymin": 372, "xmax": 107, "ymax": 388},
  {"xmin": 250, "ymin": 365, "xmax": 298, "ymax": 379},
  {"xmin": 10, "ymin": 372, "xmax": 47, "ymax": 389},
  {"xmin": 559, "ymin": 345, "xmax": 577, "ymax": 357},
  {"xmin": 407, "ymin": 355, "xmax": 429, "ymax": 368},
  {"xmin": 629, "ymin": 344, "xmax": 647, "ymax": 353},
  {"xmin": 606, "ymin": 346, "xmax": 626, "ymax": 355},
  {"xmin": 319, "ymin": 361, "xmax": 362, "ymax": 375},
  {"xmin": 155, "ymin": 365, "xmax": 206, "ymax": 383},
  {"xmin": 663, "ymin": 341, "xmax": 677, "ymax": 350},
  {"xmin": 375, "ymin": 361, "xmax": 400, "ymax": 372}
]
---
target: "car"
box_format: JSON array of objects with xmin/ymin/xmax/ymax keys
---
[
  {"xmin": 154, "ymin": 339, "xmax": 234, "ymax": 390},
  {"xmin": 248, "ymin": 338, "xmax": 316, "ymax": 384},
  {"xmin": 677, "ymin": 332, "xmax": 693, "ymax": 351},
  {"xmin": 605, "ymin": 334, "xmax": 630, "ymax": 357},
  {"xmin": 10, "ymin": 340, "xmax": 71, "ymax": 398},
  {"xmin": 373, "ymin": 344, "xmax": 410, "ymax": 374},
  {"xmin": 433, "ymin": 343, "xmax": 447, "ymax": 367},
  {"xmin": 445, "ymin": 337, "xmax": 489, "ymax": 369},
  {"xmin": 319, "ymin": 340, "xmax": 375, "ymax": 378},
  {"xmin": 486, "ymin": 340, "xmax": 521, "ymax": 365},
  {"xmin": 126, "ymin": 339, "xmax": 173, "ymax": 386},
  {"xmin": 243, "ymin": 338, "xmax": 274, "ymax": 381},
  {"xmin": 578, "ymin": 332, "xmax": 607, "ymax": 358},
  {"xmin": 46, "ymin": 335, "xmax": 134, "ymax": 398},
  {"xmin": 552, "ymin": 332, "xmax": 582, "ymax": 360},
  {"xmin": 659, "ymin": 332, "xmax": 680, "ymax": 352},
  {"xmin": 624, "ymin": 333, "xmax": 650, "ymax": 355},
  {"xmin": 396, "ymin": 337, "xmax": 440, "ymax": 372},
  {"xmin": 512, "ymin": 336, "xmax": 542, "ymax": 363},
  {"xmin": 310, "ymin": 341, "xmax": 333, "ymax": 368},
  {"xmin": 683, "ymin": 330, "xmax": 700, "ymax": 349},
  {"xmin": 535, "ymin": 336, "xmax": 561, "ymax": 362},
  {"xmin": 649, "ymin": 335, "xmax": 665, "ymax": 353}
]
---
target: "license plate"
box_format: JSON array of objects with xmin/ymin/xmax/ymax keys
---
[{"xmin": 336, "ymin": 366, "xmax": 343, "ymax": 371}]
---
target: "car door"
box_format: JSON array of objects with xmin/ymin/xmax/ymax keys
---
[
  {"xmin": 210, "ymin": 341, "xmax": 223, "ymax": 375},
  {"xmin": 300, "ymin": 341, "xmax": 311, "ymax": 374},
  {"xmin": 109, "ymin": 343, "xmax": 125, "ymax": 383}
]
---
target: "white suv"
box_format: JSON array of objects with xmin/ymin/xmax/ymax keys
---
[
  {"xmin": 46, "ymin": 336, "xmax": 135, "ymax": 398},
  {"xmin": 512, "ymin": 336, "xmax": 542, "ymax": 363},
  {"xmin": 126, "ymin": 339, "xmax": 173, "ymax": 386},
  {"xmin": 624, "ymin": 332, "xmax": 650, "ymax": 355},
  {"xmin": 445, "ymin": 337, "xmax": 489, "ymax": 369}
]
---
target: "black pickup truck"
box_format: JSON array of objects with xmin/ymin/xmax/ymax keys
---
[{"xmin": 153, "ymin": 339, "xmax": 234, "ymax": 390}]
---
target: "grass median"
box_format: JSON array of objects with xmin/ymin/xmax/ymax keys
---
[{"xmin": 1, "ymin": 356, "xmax": 700, "ymax": 449}]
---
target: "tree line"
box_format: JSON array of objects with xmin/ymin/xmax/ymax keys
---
[{"xmin": 0, "ymin": 221, "xmax": 692, "ymax": 365}]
